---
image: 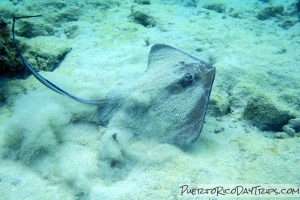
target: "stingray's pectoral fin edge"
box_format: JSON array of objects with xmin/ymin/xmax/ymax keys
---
[{"xmin": 12, "ymin": 15, "xmax": 103, "ymax": 105}]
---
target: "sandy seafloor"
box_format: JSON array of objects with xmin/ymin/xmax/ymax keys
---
[{"xmin": 0, "ymin": 0, "xmax": 300, "ymax": 199}]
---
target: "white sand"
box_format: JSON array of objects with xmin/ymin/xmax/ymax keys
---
[{"xmin": 0, "ymin": 0, "xmax": 299, "ymax": 199}]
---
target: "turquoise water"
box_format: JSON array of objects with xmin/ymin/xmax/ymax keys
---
[{"xmin": 0, "ymin": 0, "xmax": 299, "ymax": 199}]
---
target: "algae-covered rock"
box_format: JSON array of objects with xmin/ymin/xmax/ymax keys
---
[
  {"xmin": 15, "ymin": 18, "xmax": 55, "ymax": 38},
  {"xmin": 243, "ymin": 93, "xmax": 294, "ymax": 131},
  {"xmin": 23, "ymin": 36, "xmax": 71, "ymax": 72},
  {"xmin": 86, "ymin": 0, "xmax": 120, "ymax": 9},
  {"xmin": 54, "ymin": 7, "xmax": 81, "ymax": 23},
  {"xmin": 130, "ymin": 7, "xmax": 156, "ymax": 27},
  {"xmin": 274, "ymin": 131, "xmax": 291, "ymax": 139},
  {"xmin": 283, "ymin": 118, "xmax": 300, "ymax": 137},
  {"xmin": 256, "ymin": 5, "xmax": 284, "ymax": 20},
  {"xmin": 63, "ymin": 23, "xmax": 79, "ymax": 39},
  {"xmin": 208, "ymin": 90, "xmax": 230, "ymax": 116},
  {"xmin": 278, "ymin": 93, "xmax": 300, "ymax": 113},
  {"xmin": 203, "ymin": 3, "xmax": 227, "ymax": 13}
]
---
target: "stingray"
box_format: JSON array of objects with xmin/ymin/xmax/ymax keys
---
[{"xmin": 12, "ymin": 15, "xmax": 215, "ymax": 145}]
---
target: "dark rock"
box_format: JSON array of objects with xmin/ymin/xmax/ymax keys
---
[
  {"xmin": 229, "ymin": 12, "xmax": 242, "ymax": 18},
  {"xmin": 214, "ymin": 126, "xmax": 225, "ymax": 134},
  {"xmin": 130, "ymin": 7, "xmax": 156, "ymax": 27},
  {"xmin": 278, "ymin": 19, "xmax": 297, "ymax": 29},
  {"xmin": 0, "ymin": 18, "xmax": 23, "ymax": 76},
  {"xmin": 182, "ymin": 0, "xmax": 197, "ymax": 7},
  {"xmin": 134, "ymin": 0, "xmax": 150, "ymax": 5},
  {"xmin": 203, "ymin": 3, "xmax": 227, "ymax": 13},
  {"xmin": 259, "ymin": 0, "xmax": 271, "ymax": 3},
  {"xmin": 256, "ymin": 5, "xmax": 284, "ymax": 20},
  {"xmin": 243, "ymin": 93, "xmax": 295, "ymax": 131}
]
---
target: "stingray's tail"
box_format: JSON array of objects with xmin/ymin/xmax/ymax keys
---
[{"xmin": 12, "ymin": 15, "xmax": 104, "ymax": 105}]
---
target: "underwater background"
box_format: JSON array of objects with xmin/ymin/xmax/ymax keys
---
[{"xmin": 0, "ymin": 0, "xmax": 299, "ymax": 199}]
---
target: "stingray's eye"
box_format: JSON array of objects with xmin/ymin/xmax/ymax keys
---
[{"xmin": 180, "ymin": 73, "xmax": 194, "ymax": 87}]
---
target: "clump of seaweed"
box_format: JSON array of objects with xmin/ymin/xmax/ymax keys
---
[{"xmin": 0, "ymin": 17, "xmax": 23, "ymax": 76}]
